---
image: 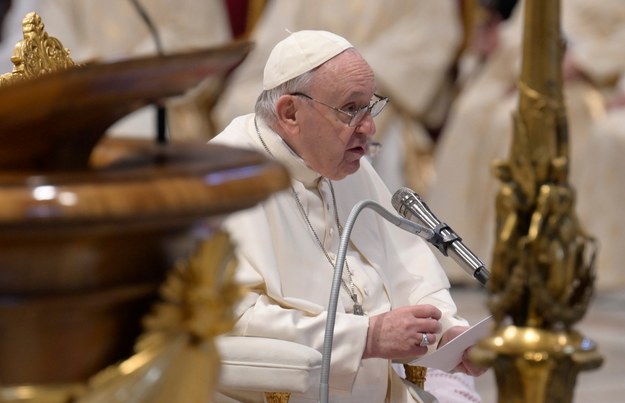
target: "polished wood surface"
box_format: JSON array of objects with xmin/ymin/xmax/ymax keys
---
[
  {"xmin": 0, "ymin": 41, "xmax": 253, "ymax": 171},
  {"xmin": 0, "ymin": 138, "xmax": 289, "ymax": 230},
  {"xmin": 0, "ymin": 41, "xmax": 291, "ymax": 388},
  {"xmin": 0, "ymin": 138, "xmax": 290, "ymax": 384}
]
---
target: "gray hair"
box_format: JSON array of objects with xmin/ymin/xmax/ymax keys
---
[
  {"xmin": 254, "ymin": 48, "xmax": 360, "ymax": 126},
  {"xmin": 254, "ymin": 70, "xmax": 315, "ymax": 126}
]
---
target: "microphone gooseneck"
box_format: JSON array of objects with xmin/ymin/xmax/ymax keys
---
[
  {"xmin": 128, "ymin": 0, "xmax": 168, "ymax": 145},
  {"xmin": 391, "ymin": 187, "xmax": 490, "ymax": 286},
  {"xmin": 320, "ymin": 199, "xmax": 434, "ymax": 403}
]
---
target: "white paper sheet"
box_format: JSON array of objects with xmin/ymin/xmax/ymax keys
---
[{"xmin": 407, "ymin": 315, "xmax": 494, "ymax": 372}]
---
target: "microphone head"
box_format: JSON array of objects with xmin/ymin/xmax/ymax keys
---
[
  {"xmin": 391, "ymin": 187, "xmax": 417, "ymax": 213},
  {"xmin": 392, "ymin": 187, "xmax": 441, "ymax": 230}
]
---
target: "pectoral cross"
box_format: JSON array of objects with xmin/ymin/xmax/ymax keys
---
[{"xmin": 352, "ymin": 296, "xmax": 364, "ymax": 316}]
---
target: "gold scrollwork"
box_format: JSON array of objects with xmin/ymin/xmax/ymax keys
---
[
  {"xmin": 403, "ymin": 365, "xmax": 428, "ymax": 390},
  {"xmin": 264, "ymin": 392, "xmax": 292, "ymax": 403},
  {"xmin": 523, "ymin": 157, "xmax": 597, "ymax": 328},
  {"xmin": 0, "ymin": 12, "xmax": 75, "ymax": 87},
  {"xmin": 75, "ymin": 231, "xmax": 242, "ymax": 403}
]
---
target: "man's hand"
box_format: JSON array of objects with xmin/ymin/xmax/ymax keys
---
[
  {"xmin": 439, "ymin": 325, "xmax": 488, "ymax": 377},
  {"xmin": 363, "ymin": 304, "xmax": 442, "ymax": 360}
]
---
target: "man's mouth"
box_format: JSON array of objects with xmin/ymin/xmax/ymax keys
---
[{"xmin": 346, "ymin": 145, "xmax": 366, "ymax": 159}]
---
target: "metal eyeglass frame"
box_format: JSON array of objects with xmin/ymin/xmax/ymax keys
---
[{"xmin": 291, "ymin": 92, "xmax": 389, "ymax": 127}]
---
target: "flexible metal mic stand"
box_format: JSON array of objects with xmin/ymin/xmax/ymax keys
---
[
  {"xmin": 129, "ymin": 0, "xmax": 168, "ymax": 145},
  {"xmin": 319, "ymin": 200, "xmax": 434, "ymax": 403}
]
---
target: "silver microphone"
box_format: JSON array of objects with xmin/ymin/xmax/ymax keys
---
[{"xmin": 391, "ymin": 187, "xmax": 489, "ymax": 285}]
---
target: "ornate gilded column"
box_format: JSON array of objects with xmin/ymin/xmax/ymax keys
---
[{"xmin": 469, "ymin": 1, "xmax": 603, "ymax": 402}]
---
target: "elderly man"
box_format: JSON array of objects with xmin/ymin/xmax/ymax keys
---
[
  {"xmin": 213, "ymin": 0, "xmax": 464, "ymax": 196},
  {"xmin": 211, "ymin": 30, "xmax": 484, "ymax": 402}
]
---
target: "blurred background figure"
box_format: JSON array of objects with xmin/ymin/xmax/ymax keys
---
[
  {"xmin": 1, "ymin": 0, "xmax": 233, "ymax": 140},
  {"xmin": 454, "ymin": 0, "xmax": 519, "ymax": 88},
  {"xmin": 0, "ymin": 0, "xmax": 14, "ymax": 46},
  {"xmin": 213, "ymin": 0, "xmax": 465, "ymax": 196},
  {"xmin": 427, "ymin": 0, "xmax": 625, "ymax": 291}
]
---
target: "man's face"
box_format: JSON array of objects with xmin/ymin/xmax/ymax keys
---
[{"xmin": 286, "ymin": 51, "xmax": 377, "ymax": 180}]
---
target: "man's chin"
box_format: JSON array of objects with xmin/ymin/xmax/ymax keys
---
[{"xmin": 337, "ymin": 160, "xmax": 361, "ymax": 179}]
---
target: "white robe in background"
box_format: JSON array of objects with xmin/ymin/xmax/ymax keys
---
[
  {"xmin": 31, "ymin": 0, "xmax": 232, "ymax": 139},
  {"xmin": 428, "ymin": 0, "xmax": 625, "ymax": 291}
]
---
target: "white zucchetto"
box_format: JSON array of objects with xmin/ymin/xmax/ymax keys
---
[{"xmin": 262, "ymin": 30, "xmax": 353, "ymax": 90}]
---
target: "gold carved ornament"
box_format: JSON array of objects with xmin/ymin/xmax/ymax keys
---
[
  {"xmin": 488, "ymin": 83, "xmax": 597, "ymax": 330},
  {"xmin": 74, "ymin": 232, "xmax": 242, "ymax": 403},
  {"xmin": 0, "ymin": 11, "xmax": 75, "ymax": 87}
]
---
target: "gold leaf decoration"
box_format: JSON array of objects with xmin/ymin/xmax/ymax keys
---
[{"xmin": 76, "ymin": 231, "xmax": 242, "ymax": 403}]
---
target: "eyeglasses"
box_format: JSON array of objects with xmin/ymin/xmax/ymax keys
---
[{"xmin": 291, "ymin": 92, "xmax": 389, "ymax": 127}]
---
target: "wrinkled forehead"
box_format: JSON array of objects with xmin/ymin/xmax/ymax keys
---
[{"xmin": 312, "ymin": 50, "xmax": 376, "ymax": 97}]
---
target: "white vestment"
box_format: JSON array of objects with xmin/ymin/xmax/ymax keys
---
[{"xmin": 211, "ymin": 114, "xmax": 470, "ymax": 402}]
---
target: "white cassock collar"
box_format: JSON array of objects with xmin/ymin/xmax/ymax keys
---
[{"xmin": 252, "ymin": 116, "xmax": 321, "ymax": 188}]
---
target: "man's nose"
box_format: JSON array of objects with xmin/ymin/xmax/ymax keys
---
[{"xmin": 354, "ymin": 113, "xmax": 376, "ymax": 136}]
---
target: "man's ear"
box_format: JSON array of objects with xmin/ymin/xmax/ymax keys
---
[{"xmin": 275, "ymin": 95, "xmax": 299, "ymax": 134}]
